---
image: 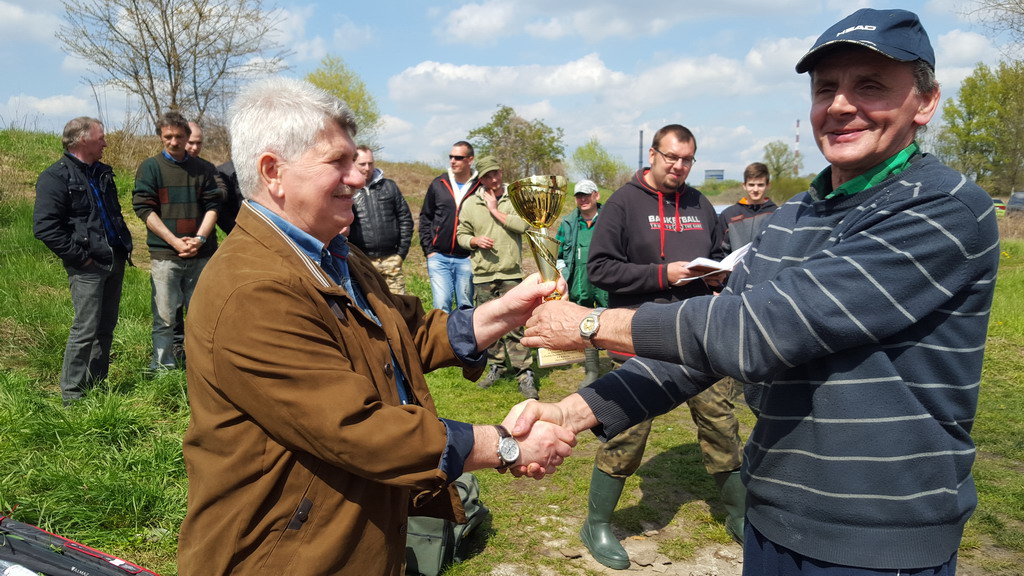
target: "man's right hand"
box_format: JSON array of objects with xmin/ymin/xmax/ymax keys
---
[
  {"xmin": 504, "ymin": 396, "xmax": 597, "ymax": 478},
  {"xmin": 175, "ymin": 237, "xmax": 200, "ymax": 258},
  {"xmin": 472, "ymin": 236, "xmax": 495, "ymax": 250}
]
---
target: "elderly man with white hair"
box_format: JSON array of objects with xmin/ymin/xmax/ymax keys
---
[{"xmin": 176, "ymin": 76, "xmax": 575, "ymax": 575}]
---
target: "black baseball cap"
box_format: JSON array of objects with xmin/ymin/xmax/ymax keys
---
[{"xmin": 796, "ymin": 8, "xmax": 935, "ymax": 74}]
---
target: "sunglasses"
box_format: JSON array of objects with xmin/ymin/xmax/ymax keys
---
[{"xmin": 449, "ymin": 155, "xmax": 469, "ymax": 160}]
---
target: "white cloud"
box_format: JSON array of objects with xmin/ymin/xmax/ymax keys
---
[
  {"xmin": 931, "ymin": 28, "xmax": 1001, "ymax": 100},
  {"xmin": 619, "ymin": 55, "xmax": 746, "ymax": 110},
  {"xmin": 380, "ymin": 114, "xmax": 413, "ymax": 135},
  {"xmin": 0, "ymin": 0, "xmax": 62, "ymax": 43},
  {"xmin": 388, "ymin": 54, "xmax": 626, "ymax": 107},
  {"xmin": 332, "ymin": 16, "xmax": 375, "ymax": 52},
  {"xmin": 4, "ymin": 93, "xmax": 89, "ymax": 119},
  {"xmin": 923, "ymin": 0, "xmax": 977, "ymax": 25},
  {"xmin": 431, "ymin": 2, "xmax": 717, "ymax": 44},
  {"xmin": 935, "ymin": 29, "xmax": 997, "ymax": 67},
  {"xmin": 61, "ymin": 53, "xmax": 95, "ymax": 74},
  {"xmin": 516, "ymin": 100, "xmax": 556, "ymax": 121},
  {"xmin": 293, "ymin": 36, "xmax": 328, "ymax": 63},
  {"xmin": 438, "ymin": 2, "xmax": 520, "ymax": 43},
  {"xmin": 745, "ymin": 35, "xmax": 818, "ymax": 81},
  {"xmin": 272, "ymin": 6, "xmax": 330, "ymax": 63},
  {"xmin": 541, "ymin": 53, "xmax": 627, "ymax": 93},
  {"xmin": 524, "ymin": 16, "xmax": 568, "ymax": 40},
  {"xmin": 373, "ymin": 116, "xmax": 419, "ymax": 163},
  {"xmin": 561, "ymin": 8, "xmax": 676, "ymax": 40}
]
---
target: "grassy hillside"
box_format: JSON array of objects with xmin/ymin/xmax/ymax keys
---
[{"xmin": 1, "ymin": 129, "xmax": 1022, "ymax": 575}]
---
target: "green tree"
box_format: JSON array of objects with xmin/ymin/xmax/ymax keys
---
[
  {"xmin": 938, "ymin": 61, "xmax": 1024, "ymax": 195},
  {"xmin": 58, "ymin": 0, "xmax": 289, "ymax": 127},
  {"xmin": 762, "ymin": 140, "xmax": 802, "ymax": 179},
  {"xmin": 572, "ymin": 137, "xmax": 630, "ymax": 190},
  {"xmin": 468, "ymin": 105, "xmax": 565, "ymax": 182},
  {"xmin": 760, "ymin": 140, "xmax": 811, "ymax": 200},
  {"xmin": 306, "ymin": 55, "xmax": 381, "ymax": 147}
]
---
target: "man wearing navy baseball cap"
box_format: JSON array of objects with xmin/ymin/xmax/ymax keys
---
[{"xmin": 513, "ymin": 8, "xmax": 999, "ymax": 575}]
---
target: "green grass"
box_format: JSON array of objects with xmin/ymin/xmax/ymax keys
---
[{"xmin": 2, "ymin": 127, "xmax": 1023, "ymax": 575}]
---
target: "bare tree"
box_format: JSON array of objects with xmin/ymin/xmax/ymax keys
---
[
  {"xmin": 969, "ymin": 0, "xmax": 1024, "ymax": 46},
  {"xmin": 58, "ymin": 0, "xmax": 291, "ymax": 127}
]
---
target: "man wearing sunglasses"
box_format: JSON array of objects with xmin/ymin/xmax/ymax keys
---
[{"xmin": 419, "ymin": 141, "xmax": 480, "ymax": 310}]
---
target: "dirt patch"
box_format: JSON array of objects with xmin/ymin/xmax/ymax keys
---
[{"xmin": 532, "ymin": 514, "xmax": 744, "ymax": 575}]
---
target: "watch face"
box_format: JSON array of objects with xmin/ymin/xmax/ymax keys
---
[
  {"xmin": 581, "ymin": 317, "xmax": 597, "ymax": 334},
  {"xmin": 499, "ymin": 437, "xmax": 520, "ymax": 464}
]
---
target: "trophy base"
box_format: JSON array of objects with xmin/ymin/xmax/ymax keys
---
[{"xmin": 537, "ymin": 347, "xmax": 586, "ymax": 368}]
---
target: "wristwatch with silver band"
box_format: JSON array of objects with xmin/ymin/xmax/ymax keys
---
[
  {"xmin": 494, "ymin": 425, "xmax": 520, "ymax": 471},
  {"xmin": 578, "ymin": 307, "xmax": 606, "ymax": 349}
]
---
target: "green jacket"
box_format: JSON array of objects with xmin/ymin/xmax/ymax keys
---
[
  {"xmin": 556, "ymin": 206, "xmax": 608, "ymax": 307},
  {"xmin": 456, "ymin": 189, "xmax": 529, "ymax": 283}
]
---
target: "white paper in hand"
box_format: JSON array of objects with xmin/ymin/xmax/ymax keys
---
[{"xmin": 683, "ymin": 242, "xmax": 751, "ymax": 275}]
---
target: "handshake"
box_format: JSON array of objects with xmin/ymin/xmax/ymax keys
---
[
  {"xmin": 479, "ymin": 274, "xmax": 620, "ymax": 479},
  {"xmin": 495, "ymin": 394, "xmax": 599, "ymax": 480}
]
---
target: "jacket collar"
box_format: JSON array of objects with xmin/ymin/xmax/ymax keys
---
[{"xmin": 238, "ymin": 201, "xmax": 340, "ymax": 291}]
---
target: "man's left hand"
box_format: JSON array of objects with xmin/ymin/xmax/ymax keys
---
[{"xmin": 499, "ymin": 272, "xmax": 568, "ymax": 326}]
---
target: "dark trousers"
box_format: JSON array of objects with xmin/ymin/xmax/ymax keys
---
[
  {"xmin": 743, "ymin": 522, "xmax": 958, "ymax": 575},
  {"xmin": 61, "ymin": 256, "xmax": 126, "ymax": 402}
]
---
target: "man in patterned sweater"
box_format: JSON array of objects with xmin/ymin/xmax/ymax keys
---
[
  {"xmin": 517, "ymin": 8, "xmax": 999, "ymax": 575},
  {"xmin": 133, "ymin": 111, "xmax": 221, "ymax": 372}
]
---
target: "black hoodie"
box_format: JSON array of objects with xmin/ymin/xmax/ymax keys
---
[{"xmin": 587, "ymin": 169, "xmax": 724, "ymax": 308}]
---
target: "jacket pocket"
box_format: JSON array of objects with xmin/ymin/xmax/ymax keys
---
[
  {"xmin": 68, "ymin": 184, "xmax": 91, "ymax": 215},
  {"xmin": 286, "ymin": 497, "xmax": 313, "ymax": 531}
]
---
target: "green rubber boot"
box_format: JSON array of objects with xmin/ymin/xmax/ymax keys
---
[
  {"xmin": 582, "ymin": 348, "xmax": 601, "ymax": 386},
  {"xmin": 580, "ymin": 465, "xmax": 630, "ymax": 569},
  {"xmin": 714, "ymin": 470, "xmax": 746, "ymax": 544}
]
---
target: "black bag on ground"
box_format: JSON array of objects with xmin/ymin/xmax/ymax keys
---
[
  {"xmin": 0, "ymin": 516, "xmax": 159, "ymax": 576},
  {"xmin": 405, "ymin": 472, "xmax": 490, "ymax": 576}
]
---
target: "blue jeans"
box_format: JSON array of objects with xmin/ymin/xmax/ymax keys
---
[
  {"xmin": 150, "ymin": 257, "xmax": 208, "ymax": 371},
  {"xmin": 426, "ymin": 252, "xmax": 473, "ymax": 310},
  {"xmin": 743, "ymin": 522, "xmax": 958, "ymax": 575},
  {"xmin": 61, "ymin": 255, "xmax": 126, "ymax": 402}
]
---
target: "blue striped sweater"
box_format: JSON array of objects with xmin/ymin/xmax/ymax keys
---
[{"xmin": 579, "ymin": 154, "xmax": 1000, "ymax": 569}]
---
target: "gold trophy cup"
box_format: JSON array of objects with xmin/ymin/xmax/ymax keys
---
[{"xmin": 507, "ymin": 175, "xmax": 584, "ymax": 367}]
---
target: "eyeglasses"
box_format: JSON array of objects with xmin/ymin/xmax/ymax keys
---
[
  {"xmin": 449, "ymin": 155, "xmax": 469, "ymax": 160},
  {"xmin": 653, "ymin": 148, "xmax": 696, "ymax": 167}
]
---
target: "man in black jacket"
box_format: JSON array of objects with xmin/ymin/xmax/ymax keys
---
[
  {"xmin": 419, "ymin": 141, "xmax": 480, "ymax": 310},
  {"xmin": 33, "ymin": 117, "xmax": 134, "ymax": 405},
  {"xmin": 349, "ymin": 145, "xmax": 414, "ymax": 294}
]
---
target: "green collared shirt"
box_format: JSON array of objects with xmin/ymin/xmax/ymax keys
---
[{"xmin": 811, "ymin": 142, "xmax": 920, "ymax": 200}]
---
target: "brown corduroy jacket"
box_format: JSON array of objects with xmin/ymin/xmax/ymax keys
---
[{"xmin": 177, "ymin": 202, "xmax": 481, "ymax": 575}]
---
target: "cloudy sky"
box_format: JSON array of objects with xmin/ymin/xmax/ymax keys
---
[{"xmin": 0, "ymin": 0, "xmax": 1012, "ymax": 180}]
